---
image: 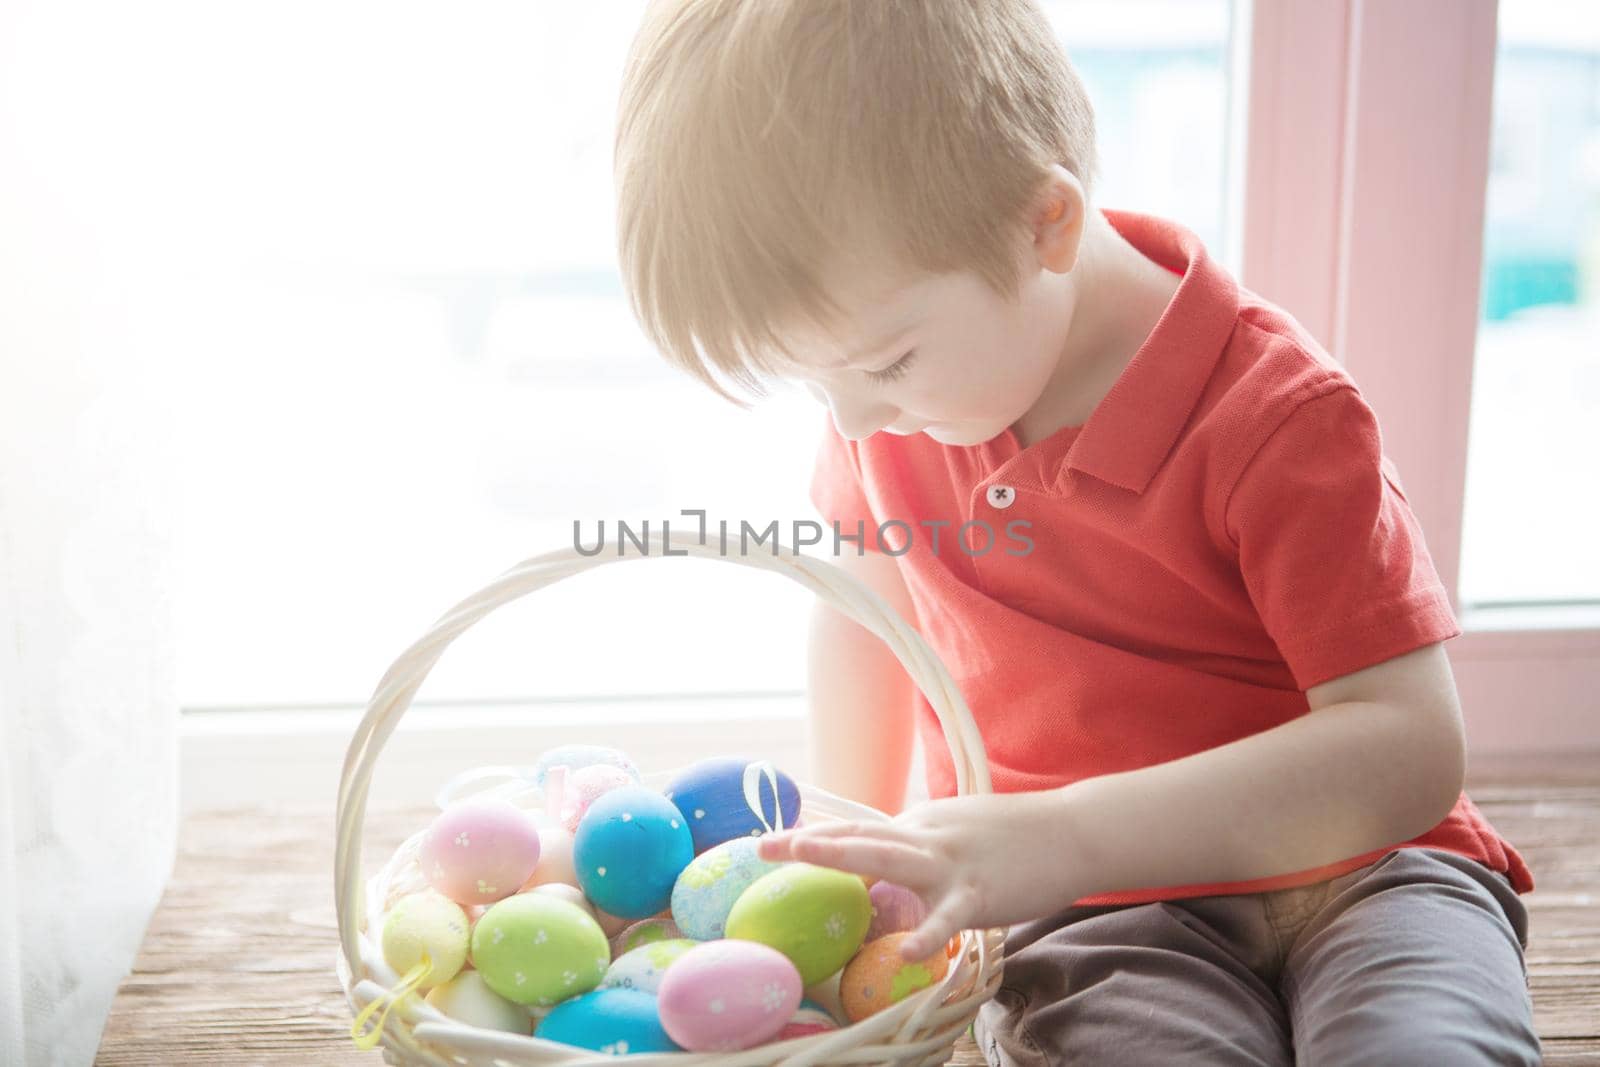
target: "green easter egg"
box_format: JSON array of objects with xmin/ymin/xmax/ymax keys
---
[
  {"xmin": 724, "ymin": 862, "xmax": 872, "ymax": 986},
  {"xmin": 471, "ymin": 892, "xmax": 611, "ymax": 1007},
  {"xmin": 381, "ymin": 890, "xmax": 470, "ymax": 991}
]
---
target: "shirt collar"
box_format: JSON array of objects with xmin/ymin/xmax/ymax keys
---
[{"xmin": 1050, "ymin": 208, "xmax": 1240, "ymax": 496}]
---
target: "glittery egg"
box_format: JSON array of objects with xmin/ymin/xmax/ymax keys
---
[
  {"xmin": 724, "ymin": 862, "xmax": 872, "ymax": 986},
  {"xmin": 420, "ymin": 797, "xmax": 543, "ymax": 906},
  {"xmin": 520, "ymin": 826, "xmax": 578, "ymax": 889},
  {"xmin": 533, "ymin": 987, "xmax": 681, "ymax": 1055},
  {"xmin": 380, "ymin": 890, "xmax": 470, "ymax": 991},
  {"xmin": 866, "ymin": 879, "xmax": 930, "ymax": 941},
  {"xmin": 774, "ymin": 997, "xmax": 841, "ymax": 1040},
  {"xmin": 657, "ymin": 939, "xmax": 804, "ymax": 1052},
  {"xmin": 573, "ymin": 785, "xmax": 695, "ymax": 919},
  {"xmin": 531, "ymin": 744, "xmax": 640, "ymax": 790},
  {"xmin": 469, "ymin": 892, "xmax": 610, "ymax": 1007},
  {"xmin": 665, "ymin": 756, "xmax": 802, "ymax": 854},
  {"xmin": 424, "ymin": 969, "xmax": 531, "ymax": 1034},
  {"xmin": 839, "ymin": 931, "xmax": 950, "ymax": 1022},
  {"xmin": 610, "ymin": 916, "xmax": 685, "ymax": 957},
  {"xmin": 559, "ymin": 764, "xmax": 636, "ymax": 832},
  {"xmin": 600, "ymin": 937, "xmax": 697, "ymax": 995},
  {"xmin": 671, "ymin": 835, "xmax": 784, "ymax": 940}
]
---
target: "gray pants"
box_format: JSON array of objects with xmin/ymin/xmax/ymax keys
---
[{"xmin": 971, "ymin": 848, "xmax": 1539, "ymax": 1065}]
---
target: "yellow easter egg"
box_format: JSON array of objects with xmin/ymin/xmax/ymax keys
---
[{"xmin": 381, "ymin": 890, "xmax": 471, "ymax": 991}]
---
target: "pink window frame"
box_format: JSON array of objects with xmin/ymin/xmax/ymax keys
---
[{"xmin": 1236, "ymin": 0, "xmax": 1600, "ymax": 752}]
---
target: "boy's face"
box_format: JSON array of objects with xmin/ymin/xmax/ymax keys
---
[{"xmin": 768, "ymin": 232, "xmax": 1076, "ymax": 448}]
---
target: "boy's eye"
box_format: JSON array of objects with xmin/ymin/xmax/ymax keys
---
[{"xmin": 864, "ymin": 349, "xmax": 918, "ymax": 384}]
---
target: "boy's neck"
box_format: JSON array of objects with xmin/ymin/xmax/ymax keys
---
[{"xmin": 1011, "ymin": 208, "xmax": 1182, "ymax": 450}]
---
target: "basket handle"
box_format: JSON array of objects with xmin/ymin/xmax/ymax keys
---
[{"xmin": 334, "ymin": 524, "xmax": 992, "ymax": 978}]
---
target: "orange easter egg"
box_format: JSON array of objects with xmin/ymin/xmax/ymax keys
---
[{"xmin": 839, "ymin": 932, "xmax": 950, "ymax": 1022}]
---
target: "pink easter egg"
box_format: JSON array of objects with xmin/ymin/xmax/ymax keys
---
[
  {"xmin": 527, "ymin": 881, "xmax": 597, "ymax": 921},
  {"xmin": 520, "ymin": 826, "xmax": 579, "ymax": 889},
  {"xmin": 419, "ymin": 798, "xmax": 543, "ymax": 907},
  {"xmin": 559, "ymin": 764, "xmax": 636, "ymax": 832},
  {"xmin": 866, "ymin": 880, "xmax": 929, "ymax": 942},
  {"xmin": 774, "ymin": 1002, "xmax": 840, "ymax": 1041},
  {"xmin": 593, "ymin": 904, "xmax": 632, "ymax": 939},
  {"xmin": 657, "ymin": 940, "xmax": 804, "ymax": 1052}
]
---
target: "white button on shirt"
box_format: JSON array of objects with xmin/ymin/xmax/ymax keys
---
[{"xmin": 986, "ymin": 484, "xmax": 1016, "ymax": 509}]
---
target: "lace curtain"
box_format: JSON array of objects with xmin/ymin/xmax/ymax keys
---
[{"xmin": 0, "ymin": 17, "xmax": 182, "ymax": 1058}]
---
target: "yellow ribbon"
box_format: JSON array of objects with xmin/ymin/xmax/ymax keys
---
[{"xmin": 351, "ymin": 951, "xmax": 435, "ymax": 1050}]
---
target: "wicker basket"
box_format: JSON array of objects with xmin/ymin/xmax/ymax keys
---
[{"xmin": 334, "ymin": 525, "xmax": 1007, "ymax": 1065}]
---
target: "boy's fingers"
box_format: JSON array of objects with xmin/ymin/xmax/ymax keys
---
[
  {"xmin": 900, "ymin": 883, "xmax": 978, "ymax": 961},
  {"xmin": 780, "ymin": 835, "xmax": 939, "ymax": 885},
  {"xmin": 763, "ymin": 819, "xmax": 925, "ymax": 845}
]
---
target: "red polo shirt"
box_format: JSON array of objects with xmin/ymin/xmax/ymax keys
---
[{"xmin": 808, "ymin": 207, "xmax": 1532, "ymax": 906}]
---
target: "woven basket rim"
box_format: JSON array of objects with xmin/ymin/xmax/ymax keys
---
[{"xmin": 333, "ymin": 526, "xmax": 1006, "ymax": 1065}]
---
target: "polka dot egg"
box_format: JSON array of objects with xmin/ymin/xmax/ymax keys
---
[
  {"xmin": 469, "ymin": 892, "xmax": 610, "ymax": 1007},
  {"xmin": 656, "ymin": 939, "xmax": 804, "ymax": 1052},
  {"xmin": 573, "ymin": 785, "xmax": 694, "ymax": 920},
  {"xmin": 419, "ymin": 797, "xmax": 542, "ymax": 907},
  {"xmin": 534, "ymin": 987, "xmax": 682, "ymax": 1055},
  {"xmin": 724, "ymin": 862, "xmax": 872, "ymax": 986},
  {"xmin": 665, "ymin": 756, "xmax": 802, "ymax": 854}
]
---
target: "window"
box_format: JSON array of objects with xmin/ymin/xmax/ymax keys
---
[
  {"xmin": 1459, "ymin": 2, "xmax": 1600, "ymax": 608},
  {"xmin": 1040, "ymin": 0, "xmax": 1236, "ymax": 266},
  {"xmin": 177, "ymin": 2, "xmax": 1238, "ymax": 713}
]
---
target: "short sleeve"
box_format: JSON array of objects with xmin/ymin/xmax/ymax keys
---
[
  {"xmin": 808, "ymin": 410, "xmax": 878, "ymax": 535},
  {"xmin": 1224, "ymin": 386, "xmax": 1462, "ymax": 690}
]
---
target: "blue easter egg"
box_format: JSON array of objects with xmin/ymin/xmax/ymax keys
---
[
  {"xmin": 671, "ymin": 836, "xmax": 785, "ymax": 940},
  {"xmin": 665, "ymin": 757, "xmax": 802, "ymax": 854},
  {"xmin": 534, "ymin": 987, "xmax": 682, "ymax": 1054},
  {"xmin": 574, "ymin": 785, "xmax": 695, "ymax": 919}
]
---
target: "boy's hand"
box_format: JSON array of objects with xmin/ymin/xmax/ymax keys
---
[{"xmin": 754, "ymin": 790, "xmax": 1082, "ymax": 962}]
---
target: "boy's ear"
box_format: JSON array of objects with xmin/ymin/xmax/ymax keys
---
[{"xmin": 1031, "ymin": 164, "xmax": 1087, "ymax": 275}]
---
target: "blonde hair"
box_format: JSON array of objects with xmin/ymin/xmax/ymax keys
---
[{"xmin": 614, "ymin": 0, "xmax": 1099, "ymax": 405}]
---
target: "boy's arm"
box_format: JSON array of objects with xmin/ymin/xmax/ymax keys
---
[
  {"xmin": 1051, "ymin": 639, "xmax": 1466, "ymax": 901},
  {"xmin": 1045, "ymin": 383, "xmax": 1469, "ymax": 898},
  {"xmin": 805, "ymin": 546, "xmax": 918, "ymax": 817},
  {"xmin": 763, "ymin": 640, "xmax": 1467, "ymax": 959}
]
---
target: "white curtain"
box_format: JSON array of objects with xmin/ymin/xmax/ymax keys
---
[{"xmin": 0, "ymin": 2, "xmax": 182, "ymax": 1062}]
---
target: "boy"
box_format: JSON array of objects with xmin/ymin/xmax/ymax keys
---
[{"xmin": 614, "ymin": 1, "xmax": 1539, "ymax": 1063}]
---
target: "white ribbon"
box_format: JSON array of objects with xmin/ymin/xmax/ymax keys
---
[
  {"xmin": 742, "ymin": 759, "xmax": 788, "ymax": 834},
  {"xmin": 432, "ymin": 764, "xmax": 541, "ymax": 810}
]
